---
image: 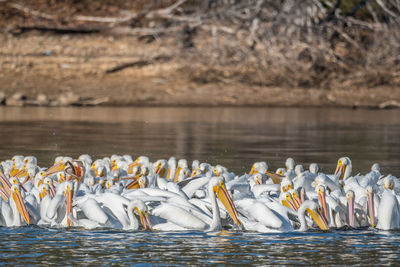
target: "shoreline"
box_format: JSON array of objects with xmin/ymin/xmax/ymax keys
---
[{"xmin": 1, "ymin": 33, "xmax": 399, "ymax": 109}]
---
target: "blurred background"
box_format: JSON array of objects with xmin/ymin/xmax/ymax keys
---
[{"xmin": 0, "ymin": 0, "xmax": 399, "ymax": 107}]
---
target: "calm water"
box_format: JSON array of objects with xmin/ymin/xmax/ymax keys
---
[{"xmin": 1, "ymin": 106, "xmax": 400, "ymax": 265}]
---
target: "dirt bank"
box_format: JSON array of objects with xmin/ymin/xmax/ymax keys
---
[
  {"xmin": 0, "ymin": 32, "xmax": 399, "ymax": 108},
  {"xmin": 0, "ymin": 1, "xmax": 399, "ymax": 108}
]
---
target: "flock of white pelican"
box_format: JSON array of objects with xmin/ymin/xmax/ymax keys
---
[{"xmin": 0, "ymin": 154, "xmax": 399, "ymax": 232}]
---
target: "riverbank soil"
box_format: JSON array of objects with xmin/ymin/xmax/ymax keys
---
[{"xmin": 0, "ymin": 1, "xmax": 399, "ymax": 108}]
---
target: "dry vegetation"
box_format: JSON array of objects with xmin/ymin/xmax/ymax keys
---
[{"xmin": 0, "ymin": 0, "xmax": 399, "ymax": 107}]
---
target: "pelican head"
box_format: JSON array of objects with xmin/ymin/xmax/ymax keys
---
[
  {"xmin": 39, "ymin": 184, "xmax": 49, "ymax": 201},
  {"xmin": 105, "ymin": 180, "xmax": 114, "ymax": 189},
  {"xmin": 23, "ymin": 156, "xmax": 37, "ymax": 166},
  {"xmin": 281, "ymin": 192, "xmax": 297, "ymax": 210},
  {"xmin": 371, "ymin": 163, "xmax": 380, "ymax": 173},
  {"xmin": 334, "ymin": 157, "xmax": 352, "ymax": 180},
  {"xmin": 57, "ymin": 172, "xmax": 66, "ymax": 183},
  {"xmin": 275, "ymin": 168, "xmax": 286, "ymax": 176},
  {"xmin": 44, "ymin": 177, "xmax": 56, "ymax": 197},
  {"xmin": 86, "ymin": 176, "xmax": 95, "ymax": 187},
  {"xmin": 213, "ymin": 165, "xmax": 226, "ymax": 177},
  {"xmin": 209, "ymin": 176, "xmax": 241, "ymax": 228},
  {"xmin": 346, "ymin": 190, "xmax": 355, "ymax": 227},
  {"xmin": 125, "ymin": 173, "xmax": 145, "ymax": 190},
  {"xmin": 175, "ymin": 167, "xmax": 190, "ymax": 183},
  {"xmin": 191, "ymin": 168, "xmax": 201, "ymax": 177},
  {"xmin": 12, "ymin": 155, "xmax": 24, "ymax": 163},
  {"xmin": 78, "ymin": 154, "xmax": 92, "ymax": 166},
  {"xmin": 9, "ymin": 176, "xmax": 21, "ymax": 186},
  {"xmin": 141, "ymin": 166, "xmax": 150, "ymax": 176},
  {"xmin": 192, "ymin": 160, "xmax": 200, "ymax": 171},
  {"xmin": 110, "ymin": 154, "xmax": 121, "ymax": 168},
  {"xmin": 54, "ymin": 156, "xmax": 64, "ymax": 165},
  {"xmin": 131, "ymin": 165, "xmax": 142, "ymax": 176},
  {"xmin": 199, "ymin": 163, "xmax": 211, "ymax": 173},
  {"xmin": 301, "ymin": 200, "xmax": 329, "ymax": 230},
  {"xmin": 129, "ymin": 200, "xmax": 152, "ymax": 230},
  {"xmin": 383, "ymin": 176, "xmax": 394, "ymax": 190},
  {"xmin": 281, "ymin": 177, "xmax": 293, "ymax": 192},
  {"xmin": 295, "ymin": 165, "xmax": 304, "ymax": 176},
  {"xmin": 94, "ymin": 165, "xmax": 106, "ymax": 178},
  {"xmin": 309, "ymin": 163, "xmax": 319, "ymax": 175},
  {"xmin": 10, "ymin": 184, "xmax": 30, "ymax": 225},
  {"xmin": 250, "ymin": 162, "xmax": 268, "ymax": 175},
  {"xmin": 154, "ymin": 160, "xmax": 167, "ymax": 177},
  {"xmin": 285, "ymin": 158, "xmax": 295, "ymax": 171}
]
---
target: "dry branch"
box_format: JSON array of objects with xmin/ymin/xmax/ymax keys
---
[
  {"xmin": 105, "ymin": 55, "xmax": 173, "ymax": 74},
  {"xmin": 8, "ymin": 2, "xmax": 54, "ymax": 20}
]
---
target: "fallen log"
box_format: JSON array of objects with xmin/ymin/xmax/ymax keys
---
[{"xmin": 105, "ymin": 55, "xmax": 173, "ymax": 74}]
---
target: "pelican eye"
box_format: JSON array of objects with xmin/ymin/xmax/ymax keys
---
[
  {"xmin": 338, "ymin": 160, "xmax": 342, "ymax": 165},
  {"xmin": 287, "ymin": 184, "xmax": 292, "ymax": 190},
  {"xmin": 24, "ymin": 159, "xmax": 28, "ymax": 164},
  {"xmin": 279, "ymin": 171, "xmax": 283, "ymax": 175}
]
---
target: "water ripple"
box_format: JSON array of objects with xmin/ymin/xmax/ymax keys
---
[{"xmin": 1, "ymin": 227, "xmax": 400, "ymax": 265}]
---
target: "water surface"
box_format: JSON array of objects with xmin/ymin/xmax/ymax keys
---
[{"xmin": 0, "ymin": 106, "xmax": 400, "ymax": 265}]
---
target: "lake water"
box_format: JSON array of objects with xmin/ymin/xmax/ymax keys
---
[{"xmin": 1, "ymin": 106, "xmax": 400, "ymax": 264}]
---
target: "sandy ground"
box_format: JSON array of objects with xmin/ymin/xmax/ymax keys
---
[{"xmin": 1, "ymin": 32, "xmax": 400, "ymax": 108}]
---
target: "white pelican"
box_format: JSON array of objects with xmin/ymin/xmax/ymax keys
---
[
  {"xmin": 334, "ymin": 157, "xmax": 352, "ymax": 181},
  {"xmin": 298, "ymin": 200, "xmax": 329, "ymax": 231},
  {"xmin": 376, "ymin": 177, "xmax": 400, "ymax": 230},
  {"xmin": 2, "ymin": 185, "xmax": 31, "ymax": 226},
  {"xmin": 166, "ymin": 157, "xmax": 177, "ymax": 181},
  {"xmin": 46, "ymin": 181, "xmax": 73, "ymax": 227},
  {"xmin": 236, "ymin": 197, "xmax": 293, "ymax": 232},
  {"xmin": 152, "ymin": 176, "xmax": 241, "ymax": 231}
]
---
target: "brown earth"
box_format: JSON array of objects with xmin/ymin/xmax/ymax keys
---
[
  {"xmin": 0, "ymin": 0, "xmax": 400, "ymax": 108},
  {"xmin": 1, "ymin": 32, "xmax": 399, "ymax": 108}
]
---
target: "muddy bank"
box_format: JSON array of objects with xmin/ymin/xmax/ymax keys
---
[
  {"xmin": 1, "ymin": 1, "xmax": 400, "ymax": 108},
  {"xmin": 0, "ymin": 32, "xmax": 399, "ymax": 108}
]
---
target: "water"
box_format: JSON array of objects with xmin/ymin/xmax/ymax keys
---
[
  {"xmin": 1, "ymin": 226, "xmax": 399, "ymax": 265},
  {"xmin": 1, "ymin": 106, "xmax": 400, "ymax": 265}
]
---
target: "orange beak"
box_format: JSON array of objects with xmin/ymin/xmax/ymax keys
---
[
  {"xmin": 347, "ymin": 195, "xmax": 355, "ymax": 228},
  {"xmin": 12, "ymin": 187, "xmax": 30, "ymax": 225},
  {"xmin": 66, "ymin": 186, "xmax": 73, "ymax": 227},
  {"xmin": 318, "ymin": 189, "xmax": 329, "ymax": 224},
  {"xmin": 214, "ymin": 182, "xmax": 242, "ymax": 228},
  {"xmin": 45, "ymin": 163, "xmax": 66, "ymax": 177},
  {"xmin": 126, "ymin": 178, "xmax": 140, "ymax": 190},
  {"xmin": 367, "ymin": 191, "xmax": 375, "ymax": 227}
]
